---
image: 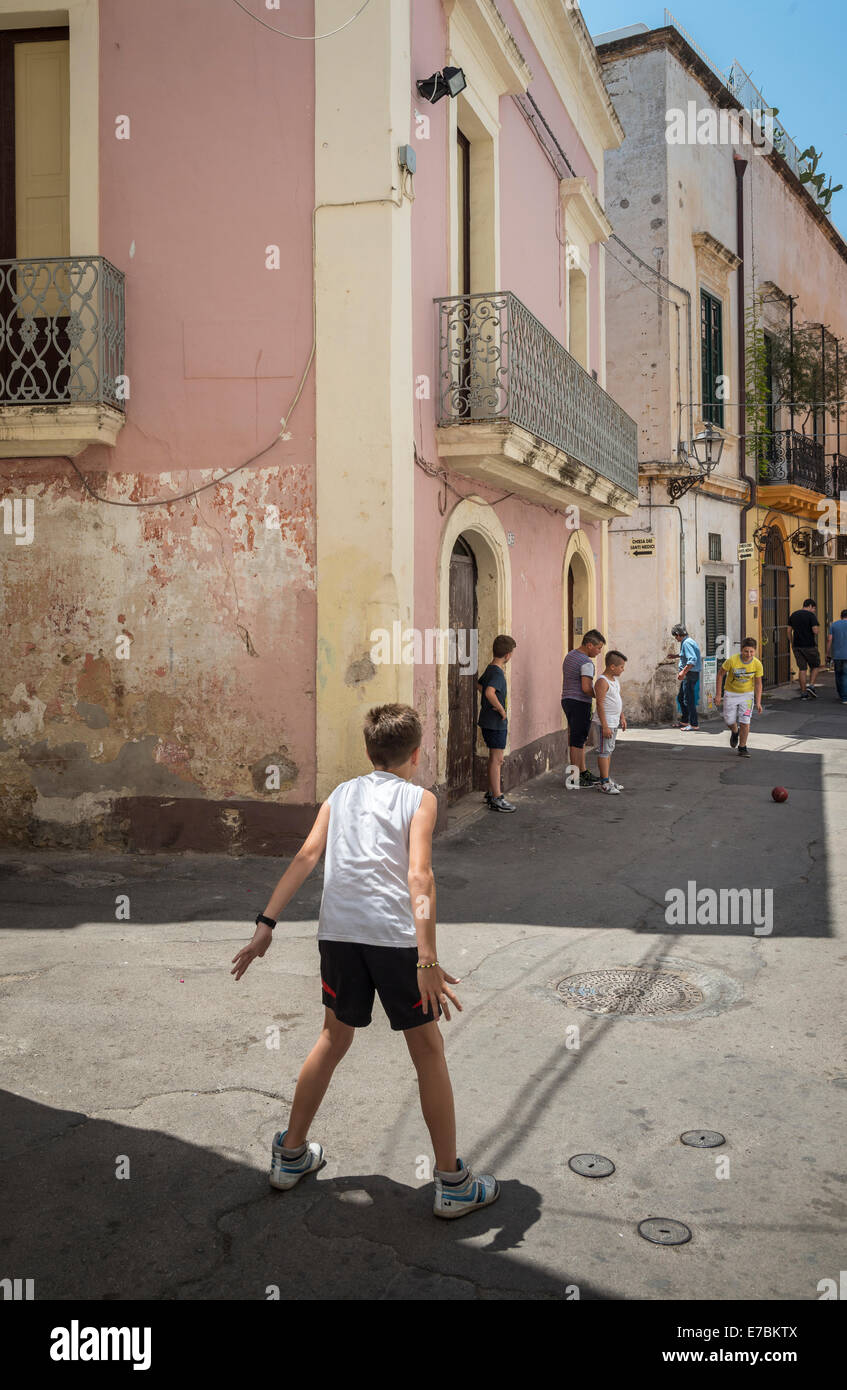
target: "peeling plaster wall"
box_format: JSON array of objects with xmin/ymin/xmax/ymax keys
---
[{"xmin": 0, "ymin": 464, "xmax": 315, "ymax": 848}]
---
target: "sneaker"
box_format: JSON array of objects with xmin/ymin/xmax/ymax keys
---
[
  {"xmin": 597, "ymin": 779, "xmax": 621, "ymax": 794},
  {"xmin": 806, "ymin": 686, "xmax": 818, "ymax": 699},
  {"xmin": 433, "ymin": 1160, "xmax": 500, "ymax": 1219},
  {"xmin": 730, "ymin": 729, "xmax": 739, "ymax": 748},
  {"xmin": 579, "ymin": 770, "xmax": 599, "ymax": 785},
  {"xmin": 489, "ymin": 794, "xmax": 516, "ymax": 812},
  {"xmin": 738, "ymin": 746, "xmax": 750, "ymax": 758},
  {"xmin": 678, "ymin": 724, "xmax": 692, "ymax": 731},
  {"xmin": 594, "ymin": 778, "xmax": 625, "ymax": 790},
  {"xmin": 270, "ymin": 1130, "xmax": 325, "ymax": 1190}
]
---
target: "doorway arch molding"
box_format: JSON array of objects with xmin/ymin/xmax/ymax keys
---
[
  {"xmin": 436, "ymin": 496, "xmax": 512, "ymax": 786},
  {"xmin": 562, "ymin": 528, "xmax": 598, "ymax": 658}
]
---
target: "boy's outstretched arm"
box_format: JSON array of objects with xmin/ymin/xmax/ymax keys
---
[
  {"xmin": 230, "ymin": 801, "xmax": 331, "ymax": 981},
  {"xmin": 408, "ymin": 791, "xmax": 462, "ymax": 1021}
]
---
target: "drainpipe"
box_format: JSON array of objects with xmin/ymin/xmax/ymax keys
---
[{"xmin": 735, "ymin": 154, "xmax": 755, "ymax": 645}]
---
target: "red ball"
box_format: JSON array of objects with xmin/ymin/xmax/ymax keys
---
[{"xmin": 772, "ymin": 787, "xmax": 789, "ymax": 802}]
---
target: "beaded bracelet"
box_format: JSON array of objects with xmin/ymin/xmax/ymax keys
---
[{"xmin": 416, "ymin": 961, "xmax": 439, "ymax": 969}]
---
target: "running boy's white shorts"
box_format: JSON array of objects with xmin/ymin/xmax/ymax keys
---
[{"xmin": 723, "ymin": 691, "xmax": 754, "ymax": 725}]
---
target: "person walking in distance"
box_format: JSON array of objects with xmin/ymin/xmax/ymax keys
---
[
  {"xmin": 826, "ymin": 608, "xmax": 847, "ymax": 704},
  {"xmin": 715, "ymin": 637, "xmax": 763, "ymax": 757},
  {"xmin": 231, "ymin": 704, "xmax": 499, "ymax": 1219},
  {"xmin": 788, "ymin": 598, "xmax": 821, "ymax": 699},
  {"xmin": 561, "ymin": 629, "xmax": 605, "ymax": 787},
  {"xmin": 671, "ymin": 624, "xmax": 702, "ymax": 730}
]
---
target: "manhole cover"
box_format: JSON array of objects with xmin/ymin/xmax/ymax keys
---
[
  {"xmin": 681, "ymin": 1130, "xmax": 725, "ymax": 1148},
  {"xmin": 556, "ymin": 968, "xmax": 704, "ymax": 1017},
  {"xmin": 638, "ymin": 1217, "xmax": 692, "ymax": 1246},
  {"xmin": 568, "ymin": 1153, "xmax": 615, "ymax": 1178}
]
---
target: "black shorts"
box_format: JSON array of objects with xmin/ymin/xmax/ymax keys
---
[
  {"xmin": 318, "ymin": 939, "xmax": 442, "ymax": 1031},
  {"xmin": 562, "ymin": 697, "xmax": 592, "ymax": 748},
  {"xmin": 480, "ymin": 723, "xmax": 507, "ymax": 749},
  {"xmin": 793, "ymin": 645, "xmax": 820, "ymax": 671}
]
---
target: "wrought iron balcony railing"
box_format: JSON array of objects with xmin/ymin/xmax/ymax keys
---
[
  {"xmin": 752, "ymin": 428, "xmax": 829, "ymax": 494},
  {"xmin": 436, "ymin": 290, "xmax": 638, "ymax": 496},
  {"xmin": 0, "ymin": 257, "xmax": 125, "ymax": 409}
]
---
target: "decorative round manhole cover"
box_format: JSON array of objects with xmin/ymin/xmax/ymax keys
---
[
  {"xmin": 568, "ymin": 1153, "xmax": 615, "ymax": 1178},
  {"xmin": 680, "ymin": 1130, "xmax": 725, "ymax": 1148},
  {"xmin": 638, "ymin": 1217, "xmax": 692, "ymax": 1246},
  {"xmin": 556, "ymin": 968, "xmax": 704, "ymax": 1017}
]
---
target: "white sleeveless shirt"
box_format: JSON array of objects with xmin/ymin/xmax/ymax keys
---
[
  {"xmin": 318, "ymin": 771, "xmax": 425, "ymax": 947},
  {"xmin": 591, "ymin": 674, "xmax": 622, "ymax": 729}
]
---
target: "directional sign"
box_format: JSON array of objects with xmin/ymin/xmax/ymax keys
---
[
  {"xmin": 630, "ymin": 536, "xmax": 656, "ymax": 556},
  {"xmin": 737, "ymin": 542, "xmax": 754, "ymax": 560}
]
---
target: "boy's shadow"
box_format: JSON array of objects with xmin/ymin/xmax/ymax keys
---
[{"xmin": 2, "ymin": 1092, "xmax": 607, "ymax": 1300}]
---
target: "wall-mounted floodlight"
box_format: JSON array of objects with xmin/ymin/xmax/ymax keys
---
[{"xmin": 416, "ymin": 66, "xmax": 467, "ymax": 104}]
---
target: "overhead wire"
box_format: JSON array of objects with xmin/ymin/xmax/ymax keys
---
[{"xmin": 227, "ymin": 0, "xmax": 373, "ymax": 42}]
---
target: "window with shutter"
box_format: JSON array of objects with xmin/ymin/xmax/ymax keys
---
[
  {"xmin": 705, "ymin": 577, "xmax": 726, "ymax": 657},
  {"xmin": 701, "ymin": 290, "xmax": 724, "ymax": 428}
]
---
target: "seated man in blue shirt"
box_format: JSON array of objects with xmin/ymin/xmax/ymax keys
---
[{"xmin": 671, "ymin": 624, "xmax": 702, "ymax": 730}]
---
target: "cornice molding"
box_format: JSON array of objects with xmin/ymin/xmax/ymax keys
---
[
  {"xmin": 513, "ymin": 0, "xmax": 624, "ymax": 150},
  {"xmin": 561, "ymin": 176, "xmax": 613, "ymax": 244},
  {"xmin": 443, "ymin": 0, "xmax": 532, "ymax": 94},
  {"xmin": 692, "ymin": 230, "xmax": 741, "ymax": 284}
]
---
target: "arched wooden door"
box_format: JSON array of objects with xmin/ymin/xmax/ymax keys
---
[
  {"xmin": 447, "ymin": 536, "xmax": 478, "ymax": 801},
  {"xmin": 762, "ymin": 529, "xmax": 790, "ymax": 687}
]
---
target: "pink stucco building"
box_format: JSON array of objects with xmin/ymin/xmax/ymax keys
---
[{"xmin": 0, "ymin": 0, "xmax": 637, "ymax": 852}]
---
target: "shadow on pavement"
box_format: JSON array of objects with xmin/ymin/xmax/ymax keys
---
[{"xmin": 0, "ymin": 1090, "xmax": 605, "ymax": 1301}]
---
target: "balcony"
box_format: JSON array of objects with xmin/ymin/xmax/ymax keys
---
[
  {"xmin": 435, "ymin": 290, "xmax": 638, "ymax": 518},
  {"xmin": 753, "ymin": 428, "xmax": 830, "ymax": 489},
  {"xmin": 0, "ymin": 257, "xmax": 125, "ymax": 457}
]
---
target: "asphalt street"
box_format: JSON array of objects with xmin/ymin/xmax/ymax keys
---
[{"xmin": 1, "ymin": 678, "xmax": 845, "ymax": 1300}]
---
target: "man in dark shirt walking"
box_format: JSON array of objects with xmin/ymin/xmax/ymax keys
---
[
  {"xmin": 788, "ymin": 598, "xmax": 820, "ymax": 699},
  {"xmin": 478, "ymin": 635, "xmax": 517, "ymax": 812}
]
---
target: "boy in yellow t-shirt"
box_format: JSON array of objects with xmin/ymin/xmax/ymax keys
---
[{"xmin": 715, "ymin": 638, "xmax": 764, "ymax": 758}]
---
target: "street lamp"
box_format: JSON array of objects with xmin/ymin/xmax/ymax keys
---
[
  {"xmin": 667, "ymin": 423, "xmax": 725, "ymax": 500},
  {"xmin": 690, "ymin": 422, "xmax": 725, "ymax": 472}
]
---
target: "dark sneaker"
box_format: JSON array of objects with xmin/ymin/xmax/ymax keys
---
[
  {"xmin": 738, "ymin": 746, "xmax": 750, "ymax": 758},
  {"xmin": 580, "ymin": 770, "xmax": 598, "ymax": 786},
  {"xmin": 806, "ymin": 686, "xmax": 817, "ymax": 699},
  {"xmin": 730, "ymin": 729, "xmax": 739, "ymax": 748},
  {"xmin": 489, "ymin": 794, "xmax": 516, "ymax": 812}
]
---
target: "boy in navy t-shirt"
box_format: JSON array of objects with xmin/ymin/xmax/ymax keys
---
[{"xmin": 477, "ymin": 635, "xmax": 517, "ymax": 812}]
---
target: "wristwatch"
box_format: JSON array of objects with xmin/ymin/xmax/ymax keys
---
[{"xmin": 255, "ymin": 913, "xmax": 276, "ymax": 930}]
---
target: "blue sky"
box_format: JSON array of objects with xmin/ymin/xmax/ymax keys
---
[{"xmin": 582, "ymin": 0, "xmax": 846, "ymax": 227}]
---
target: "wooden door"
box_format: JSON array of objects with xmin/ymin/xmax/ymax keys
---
[
  {"xmin": 447, "ymin": 537, "xmax": 477, "ymax": 802},
  {"xmin": 762, "ymin": 530, "xmax": 790, "ymax": 687},
  {"xmin": 0, "ymin": 29, "xmax": 70, "ymax": 402}
]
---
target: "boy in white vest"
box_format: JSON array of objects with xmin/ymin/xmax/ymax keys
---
[
  {"xmin": 231, "ymin": 703, "xmax": 499, "ymax": 1219},
  {"xmin": 591, "ymin": 651, "xmax": 628, "ymax": 794}
]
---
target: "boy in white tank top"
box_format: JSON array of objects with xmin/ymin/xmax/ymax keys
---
[
  {"xmin": 231, "ymin": 703, "xmax": 499, "ymax": 1220},
  {"xmin": 591, "ymin": 651, "xmax": 628, "ymax": 794}
]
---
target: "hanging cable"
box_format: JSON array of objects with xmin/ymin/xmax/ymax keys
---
[{"xmin": 228, "ymin": 0, "xmax": 372, "ymax": 41}]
